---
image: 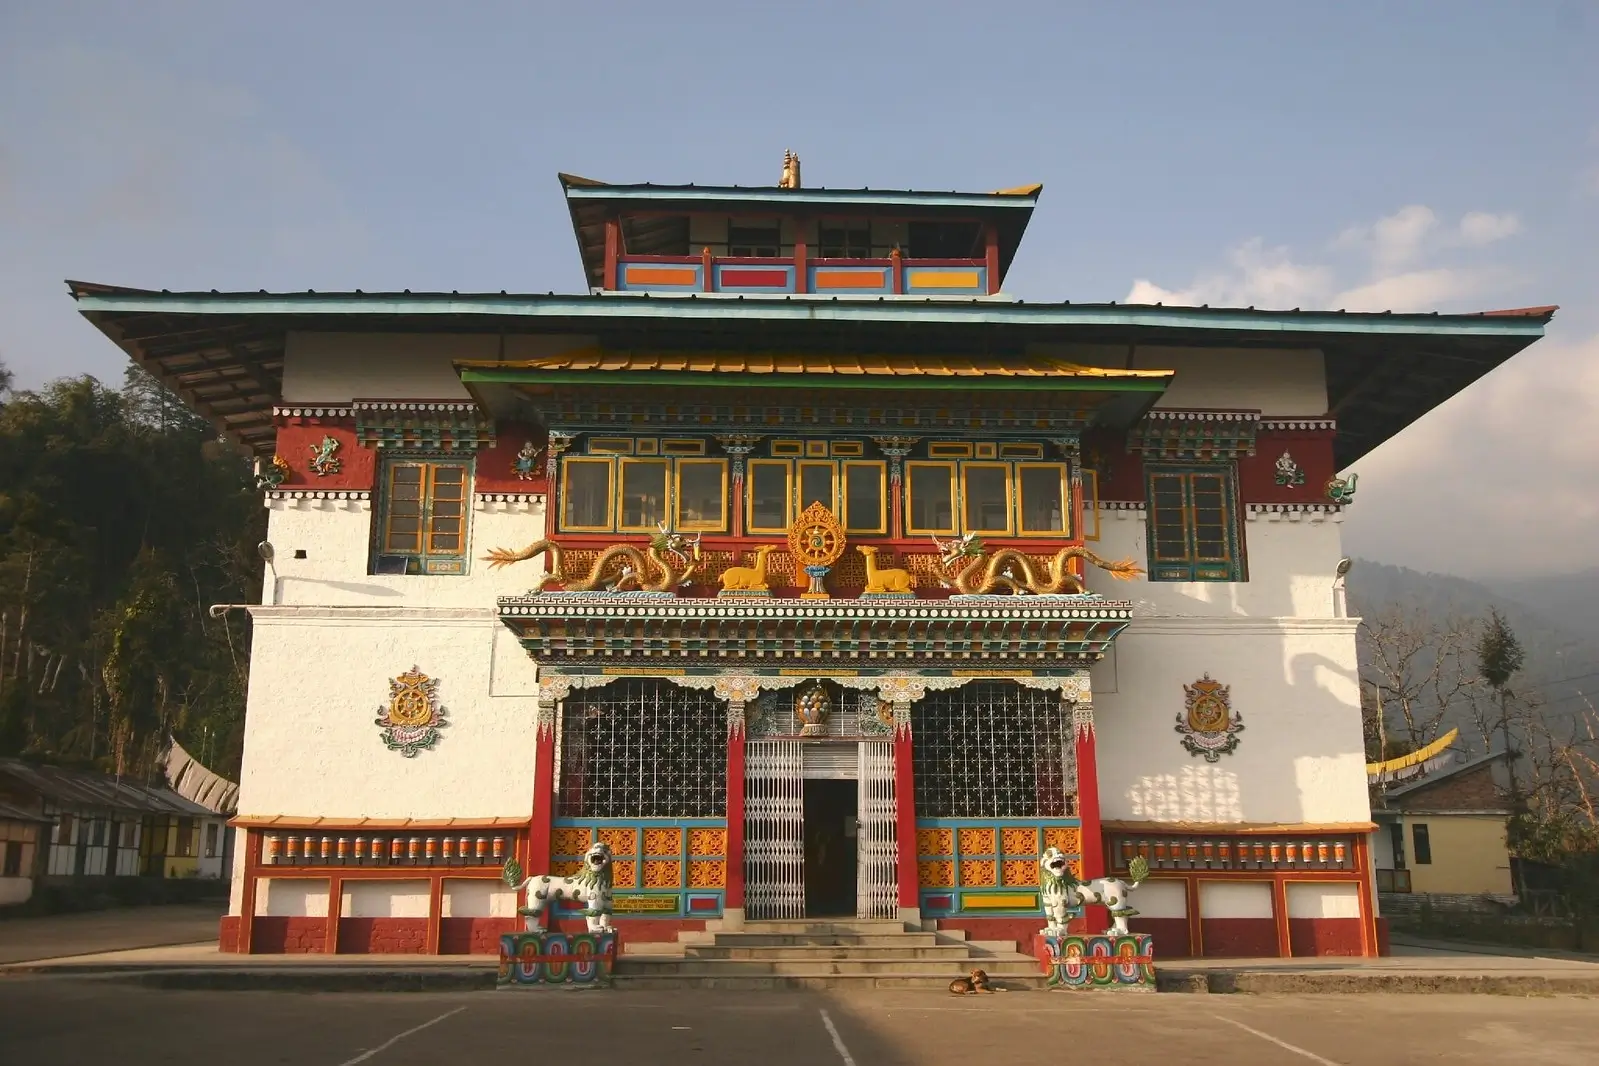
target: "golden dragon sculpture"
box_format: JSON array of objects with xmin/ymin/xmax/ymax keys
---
[
  {"xmin": 932, "ymin": 533, "xmax": 1143, "ymax": 595},
  {"xmin": 483, "ymin": 523, "xmax": 703, "ymax": 593}
]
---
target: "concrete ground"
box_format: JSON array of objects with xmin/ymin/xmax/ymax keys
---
[
  {"xmin": 0, "ymin": 901, "xmax": 224, "ymax": 964},
  {"xmin": 2, "ymin": 982, "xmax": 1597, "ymax": 1066}
]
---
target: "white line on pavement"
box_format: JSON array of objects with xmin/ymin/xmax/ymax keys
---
[
  {"xmin": 820, "ymin": 1008, "xmax": 858, "ymax": 1066},
  {"xmin": 336, "ymin": 1006, "xmax": 468, "ymax": 1066},
  {"xmin": 1211, "ymin": 1014, "xmax": 1342, "ymax": 1065}
]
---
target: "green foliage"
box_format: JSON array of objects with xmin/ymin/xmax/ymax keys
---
[
  {"xmin": 1476, "ymin": 607, "xmax": 1526, "ymax": 692},
  {"xmin": 0, "ymin": 358, "xmax": 263, "ymax": 780},
  {"xmin": 1127, "ymin": 855, "xmax": 1149, "ymax": 883}
]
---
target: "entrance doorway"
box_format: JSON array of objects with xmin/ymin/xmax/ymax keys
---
[{"xmin": 803, "ymin": 779, "xmax": 857, "ymax": 917}]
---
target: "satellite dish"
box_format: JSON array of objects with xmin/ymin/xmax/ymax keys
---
[{"xmin": 1335, "ymin": 557, "xmax": 1353, "ymax": 578}]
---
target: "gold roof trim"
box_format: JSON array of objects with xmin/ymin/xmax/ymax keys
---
[
  {"xmin": 458, "ymin": 348, "xmax": 1170, "ymax": 380},
  {"xmin": 989, "ymin": 183, "xmax": 1044, "ymax": 197}
]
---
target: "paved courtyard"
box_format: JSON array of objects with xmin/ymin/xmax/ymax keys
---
[
  {"xmin": 0, "ymin": 902, "xmax": 224, "ymax": 964},
  {"xmin": 2, "ymin": 982, "xmax": 1596, "ymax": 1066}
]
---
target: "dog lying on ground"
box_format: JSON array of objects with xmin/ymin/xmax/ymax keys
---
[{"xmin": 948, "ymin": 968, "xmax": 999, "ymax": 995}]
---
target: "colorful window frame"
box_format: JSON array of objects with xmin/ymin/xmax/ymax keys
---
[
  {"xmin": 904, "ymin": 461, "xmax": 959, "ymax": 535},
  {"xmin": 556, "ymin": 456, "xmax": 730, "ymax": 534},
  {"xmin": 675, "ymin": 459, "xmax": 729, "ymax": 531},
  {"xmin": 903, "ymin": 459, "xmax": 1076, "ymax": 539},
  {"xmin": 960, "ymin": 462, "xmax": 1014, "ymax": 536},
  {"xmin": 746, "ymin": 459, "xmax": 794, "ymax": 534},
  {"xmin": 373, "ymin": 456, "xmax": 474, "ymax": 575},
  {"xmin": 1144, "ymin": 464, "xmax": 1245, "ymax": 582},
  {"xmin": 841, "ymin": 460, "xmax": 888, "ymax": 534},
  {"xmin": 558, "ymin": 457, "xmax": 616, "ymax": 532},
  {"xmin": 1015, "ymin": 462, "xmax": 1070, "ymax": 537}
]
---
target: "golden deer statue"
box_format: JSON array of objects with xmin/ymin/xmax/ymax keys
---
[
  {"xmin": 858, "ymin": 546, "xmax": 917, "ymax": 595},
  {"xmin": 720, "ymin": 545, "xmax": 777, "ymax": 593}
]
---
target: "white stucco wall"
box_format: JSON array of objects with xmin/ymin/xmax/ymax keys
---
[
  {"xmin": 1092, "ymin": 617, "xmax": 1368, "ymax": 827},
  {"xmin": 259, "ymin": 878, "xmax": 328, "ymax": 917},
  {"xmin": 1200, "ymin": 881, "xmax": 1273, "ymax": 918},
  {"xmin": 0, "ymin": 877, "xmax": 33, "ymax": 906},
  {"xmin": 1286, "ymin": 881, "xmax": 1361, "ymax": 919},
  {"xmin": 1086, "ymin": 506, "xmax": 1348, "ymax": 619},
  {"xmin": 281, "ymin": 332, "xmax": 597, "ymax": 403},
  {"xmin": 1025, "ymin": 343, "xmax": 1327, "ymax": 416},
  {"xmin": 263, "ymin": 497, "xmax": 551, "ymax": 609},
  {"xmin": 237, "ymin": 609, "xmax": 540, "ymax": 821},
  {"xmin": 1130, "ymin": 879, "xmax": 1188, "ymax": 919}
]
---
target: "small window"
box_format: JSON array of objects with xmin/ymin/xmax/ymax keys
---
[
  {"xmin": 587, "ymin": 437, "xmax": 634, "ymax": 455},
  {"xmin": 121, "ymin": 822, "xmax": 138, "ymax": 848},
  {"xmin": 376, "ymin": 459, "xmax": 472, "ymax": 575},
  {"xmin": 829, "ymin": 441, "xmax": 864, "ymax": 458},
  {"xmin": 1412, "ymin": 823, "xmax": 1432, "ymax": 865},
  {"xmin": 176, "ymin": 818, "xmax": 198, "ymax": 858},
  {"xmin": 798, "ymin": 461, "xmax": 836, "ymax": 512},
  {"xmin": 999, "ymin": 442, "xmax": 1045, "ymax": 460},
  {"xmin": 675, "ymin": 460, "xmax": 728, "ymax": 531},
  {"xmin": 660, "ymin": 438, "xmax": 706, "ymax": 456},
  {"xmin": 961, "ymin": 463, "xmax": 1012, "ymax": 534},
  {"xmin": 928, "ymin": 442, "xmax": 974, "ymax": 459},
  {"xmin": 1389, "ymin": 821, "xmax": 1407, "ymax": 869},
  {"xmin": 1017, "ymin": 463, "xmax": 1069, "ymax": 535},
  {"xmin": 560, "ymin": 458, "xmax": 614, "ymax": 531},
  {"xmin": 55, "ymin": 813, "xmax": 74, "ymax": 845},
  {"xmin": 819, "ymin": 225, "xmax": 871, "ymax": 258},
  {"xmin": 906, "ymin": 462, "xmax": 956, "ymax": 534},
  {"xmin": 771, "ymin": 440, "xmax": 805, "ymax": 458},
  {"xmin": 90, "ymin": 819, "xmax": 106, "ymax": 847},
  {"xmin": 748, "ymin": 460, "xmax": 792, "ymax": 533},
  {"xmin": 1145, "ymin": 465, "xmax": 1245, "ymax": 582},
  {"xmin": 205, "ymin": 823, "xmax": 219, "ymax": 859},
  {"xmin": 908, "ymin": 220, "xmax": 982, "ymax": 259},
  {"xmin": 619, "ymin": 459, "xmax": 670, "ymax": 530},
  {"xmin": 729, "ymin": 223, "xmax": 780, "ymax": 257},
  {"xmin": 842, "ymin": 462, "xmax": 886, "ymax": 534},
  {"xmin": 2, "ymin": 841, "xmax": 20, "ymax": 877}
]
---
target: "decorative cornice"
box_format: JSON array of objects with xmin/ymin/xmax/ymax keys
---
[
  {"xmin": 1258, "ymin": 417, "xmax": 1336, "ymax": 432},
  {"xmin": 474, "ymin": 492, "xmax": 545, "ymax": 513},
  {"xmin": 1096, "ymin": 500, "xmax": 1147, "ymax": 511},
  {"xmin": 1246, "ymin": 502, "xmax": 1345, "ymax": 522},
  {"xmin": 265, "ymin": 489, "xmax": 371, "ymax": 500},
  {"xmin": 353, "ymin": 398, "xmax": 496, "ymax": 451},
  {"xmin": 1128, "ymin": 408, "xmax": 1261, "ymax": 461},
  {"xmin": 274, "ymin": 404, "xmax": 355, "ymax": 422}
]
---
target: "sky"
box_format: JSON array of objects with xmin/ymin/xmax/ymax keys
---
[{"xmin": 1, "ymin": 1, "xmax": 1596, "ymax": 580}]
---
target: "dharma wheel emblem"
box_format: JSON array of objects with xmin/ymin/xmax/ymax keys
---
[
  {"xmin": 1176, "ymin": 674, "xmax": 1243, "ymax": 762},
  {"xmin": 375, "ymin": 666, "xmax": 449, "ymax": 757},
  {"xmin": 788, "ymin": 501, "xmax": 846, "ymax": 599}
]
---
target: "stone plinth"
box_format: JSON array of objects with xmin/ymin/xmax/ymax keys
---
[
  {"xmin": 497, "ymin": 930, "xmax": 617, "ymax": 988},
  {"xmin": 1034, "ymin": 932, "xmax": 1155, "ymax": 989}
]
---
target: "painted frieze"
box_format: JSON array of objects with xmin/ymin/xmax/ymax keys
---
[
  {"xmin": 308, "ymin": 434, "xmax": 342, "ymax": 476},
  {"xmin": 1176, "ymin": 673, "xmax": 1243, "ymax": 762},
  {"xmin": 1273, "ymin": 451, "xmax": 1306, "ymax": 487}
]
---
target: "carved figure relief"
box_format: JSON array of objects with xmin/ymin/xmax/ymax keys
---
[
  {"xmin": 483, "ymin": 523, "xmax": 702, "ymax": 593},
  {"xmin": 1325, "ymin": 473, "xmax": 1358, "ymax": 505},
  {"xmin": 1176, "ymin": 673, "xmax": 1244, "ymax": 762},
  {"xmin": 513, "ymin": 440, "xmax": 543, "ymax": 481},
  {"xmin": 256, "ymin": 454, "xmax": 291, "ymax": 490},
  {"xmin": 933, "ymin": 533, "xmax": 1143, "ymax": 595},
  {"xmin": 795, "ymin": 682, "xmax": 833, "ymax": 736},
  {"xmin": 858, "ymin": 546, "xmax": 917, "ymax": 596},
  {"xmin": 308, "ymin": 435, "xmax": 342, "ymax": 477},
  {"xmin": 779, "ymin": 149, "xmax": 802, "ymax": 189},
  {"xmin": 1273, "ymin": 451, "xmax": 1306, "ymax": 487},
  {"xmin": 375, "ymin": 667, "xmax": 449, "ymax": 757}
]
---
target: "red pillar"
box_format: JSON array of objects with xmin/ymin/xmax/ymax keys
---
[
  {"xmin": 527, "ymin": 701, "xmax": 558, "ymax": 879},
  {"xmin": 895, "ymin": 715, "xmax": 918, "ymax": 919},
  {"xmin": 1075, "ymin": 704, "xmax": 1108, "ymax": 932},
  {"xmin": 725, "ymin": 706, "xmax": 747, "ymax": 924},
  {"xmin": 984, "ymin": 224, "xmax": 1000, "ymax": 294},
  {"xmin": 603, "ymin": 216, "xmax": 620, "ymax": 291}
]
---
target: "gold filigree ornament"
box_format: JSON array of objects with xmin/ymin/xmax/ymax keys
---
[
  {"xmin": 787, "ymin": 501, "xmax": 846, "ymax": 599},
  {"xmin": 375, "ymin": 667, "xmax": 448, "ymax": 757}
]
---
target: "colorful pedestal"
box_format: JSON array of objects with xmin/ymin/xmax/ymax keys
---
[
  {"xmin": 497, "ymin": 930, "xmax": 617, "ymax": 989},
  {"xmin": 1034, "ymin": 933, "xmax": 1155, "ymax": 989}
]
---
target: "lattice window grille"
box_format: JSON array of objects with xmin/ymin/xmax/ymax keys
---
[
  {"xmin": 911, "ymin": 682, "xmax": 1075, "ymax": 818},
  {"xmin": 557, "ymin": 679, "xmax": 727, "ymax": 818}
]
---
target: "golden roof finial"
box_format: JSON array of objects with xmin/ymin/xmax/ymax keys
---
[{"xmin": 779, "ymin": 149, "xmax": 802, "ymax": 190}]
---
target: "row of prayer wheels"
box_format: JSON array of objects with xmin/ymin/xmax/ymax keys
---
[
  {"xmin": 1117, "ymin": 836, "xmax": 1352, "ymax": 871},
  {"xmin": 262, "ymin": 833, "xmax": 510, "ymax": 866}
]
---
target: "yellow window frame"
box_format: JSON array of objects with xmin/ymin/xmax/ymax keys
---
[
  {"xmin": 559, "ymin": 457, "xmax": 616, "ymax": 532},
  {"xmin": 841, "ymin": 460, "xmax": 888, "ymax": 534},
  {"xmin": 1015, "ymin": 462, "xmax": 1071, "ymax": 538},
  {"xmin": 674, "ymin": 458, "xmax": 729, "ymax": 532},
  {"xmin": 797, "ymin": 460, "xmax": 838, "ymax": 514},
  {"xmin": 904, "ymin": 461, "xmax": 958, "ymax": 535},
  {"xmin": 617, "ymin": 457, "xmax": 672, "ymax": 532},
  {"xmin": 960, "ymin": 462, "xmax": 1014, "ymax": 536},
  {"xmin": 746, "ymin": 459, "xmax": 794, "ymax": 534}
]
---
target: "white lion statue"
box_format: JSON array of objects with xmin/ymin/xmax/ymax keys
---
[
  {"xmin": 1039, "ymin": 847, "xmax": 1150, "ymax": 937},
  {"xmin": 502, "ymin": 841, "xmax": 615, "ymax": 933},
  {"xmin": 1039, "ymin": 847, "xmax": 1079, "ymax": 936}
]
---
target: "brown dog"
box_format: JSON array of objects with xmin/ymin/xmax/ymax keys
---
[{"xmin": 948, "ymin": 968, "xmax": 996, "ymax": 995}]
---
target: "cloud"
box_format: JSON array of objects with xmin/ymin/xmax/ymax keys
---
[
  {"xmin": 1126, "ymin": 203, "xmax": 1524, "ymax": 313},
  {"xmin": 1343, "ymin": 329, "xmax": 1599, "ymax": 578}
]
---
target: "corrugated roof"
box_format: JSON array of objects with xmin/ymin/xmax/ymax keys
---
[
  {"xmin": 0, "ymin": 758, "xmax": 215, "ymax": 818},
  {"xmin": 0, "ymin": 799, "xmax": 51, "ymax": 824},
  {"xmin": 462, "ymin": 349, "xmax": 1173, "ymax": 380},
  {"xmin": 1385, "ymin": 749, "xmax": 1512, "ymax": 801}
]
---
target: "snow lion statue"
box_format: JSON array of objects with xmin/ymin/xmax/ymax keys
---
[
  {"xmin": 502, "ymin": 841, "xmax": 615, "ymax": 933},
  {"xmin": 1039, "ymin": 847, "xmax": 1080, "ymax": 936},
  {"xmin": 1073, "ymin": 855, "xmax": 1151, "ymax": 936}
]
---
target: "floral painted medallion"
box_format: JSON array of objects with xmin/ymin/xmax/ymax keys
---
[
  {"xmin": 1176, "ymin": 673, "xmax": 1243, "ymax": 762},
  {"xmin": 376, "ymin": 666, "xmax": 449, "ymax": 757}
]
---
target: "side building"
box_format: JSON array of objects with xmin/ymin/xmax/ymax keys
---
[{"xmin": 69, "ymin": 166, "xmax": 1553, "ymax": 957}]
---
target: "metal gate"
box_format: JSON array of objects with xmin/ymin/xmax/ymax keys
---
[
  {"xmin": 856, "ymin": 740, "xmax": 897, "ymax": 919},
  {"xmin": 744, "ymin": 739, "xmax": 804, "ymax": 920}
]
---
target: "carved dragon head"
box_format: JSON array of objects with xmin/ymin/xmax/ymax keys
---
[{"xmin": 931, "ymin": 532, "xmax": 984, "ymax": 567}]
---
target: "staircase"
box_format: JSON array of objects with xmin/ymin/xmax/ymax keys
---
[{"xmin": 614, "ymin": 919, "xmax": 1049, "ymax": 990}]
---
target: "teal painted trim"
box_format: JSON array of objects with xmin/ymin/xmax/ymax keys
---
[
  {"xmin": 459, "ymin": 368, "xmax": 1168, "ymax": 393},
  {"xmin": 73, "ymin": 291, "xmax": 1552, "ymax": 340},
  {"xmin": 563, "ymin": 185, "xmax": 1040, "ymax": 211}
]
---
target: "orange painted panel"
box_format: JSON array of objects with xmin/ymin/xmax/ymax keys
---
[
  {"xmin": 814, "ymin": 270, "xmax": 887, "ymax": 289},
  {"xmin": 908, "ymin": 270, "xmax": 981, "ymax": 289},
  {"xmin": 626, "ymin": 266, "xmax": 698, "ymax": 285}
]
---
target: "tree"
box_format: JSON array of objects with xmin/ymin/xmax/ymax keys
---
[
  {"xmin": 1475, "ymin": 607, "xmax": 1527, "ymax": 791},
  {"xmin": 1358, "ymin": 605, "xmax": 1482, "ymax": 756}
]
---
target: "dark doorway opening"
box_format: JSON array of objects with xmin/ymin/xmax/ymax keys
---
[{"xmin": 804, "ymin": 778, "xmax": 857, "ymax": 917}]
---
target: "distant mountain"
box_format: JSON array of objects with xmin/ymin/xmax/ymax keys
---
[{"xmin": 1346, "ymin": 559, "xmax": 1599, "ymax": 750}]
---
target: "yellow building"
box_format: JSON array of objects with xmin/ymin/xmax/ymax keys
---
[{"xmin": 1371, "ymin": 751, "xmax": 1514, "ymax": 901}]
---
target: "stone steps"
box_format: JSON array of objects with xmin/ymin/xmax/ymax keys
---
[{"xmin": 612, "ymin": 918, "xmax": 1048, "ymax": 989}]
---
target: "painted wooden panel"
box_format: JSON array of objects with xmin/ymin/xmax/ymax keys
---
[
  {"xmin": 716, "ymin": 265, "xmax": 794, "ymax": 292},
  {"xmin": 917, "ymin": 817, "xmax": 1081, "ymax": 917},
  {"xmin": 810, "ymin": 267, "xmax": 892, "ymax": 293},
  {"xmin": 905, "ymin": 266, "xmax": 987, "ymax": 294},
  {"xmin": 550, "ymin": 817, "xmax": 725, "ymax": 918},
  {"xmin": 619, "ymin": 264, "xmax": 701, "ymax": 291}
]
